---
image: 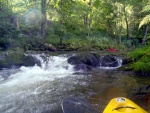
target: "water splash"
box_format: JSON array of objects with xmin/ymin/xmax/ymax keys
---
[
  {"xmin": 99, "ymin": 56, "xmax": 122, "ymax": 69},
  {"xmin": 0, "ymin": 54, "xmax": 75, "ymax": 113},
  {"xmin": 0, "ymin": 54, "xmax": 74, "ymax": 86},
  {"xmin": 0, "ymin": 54, "xmax": 124, "ymax": 113}
]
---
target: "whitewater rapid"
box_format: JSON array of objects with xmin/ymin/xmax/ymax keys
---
[
  {"xmin": 0, "ymin": 54, "xmax": 76, "ymax": 113},
  {"xmin": 0, "ymin": 53, "xmax": 123, "ymax": 113}
]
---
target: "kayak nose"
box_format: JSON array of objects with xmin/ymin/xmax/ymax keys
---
[{"xmin": 103, "ymin": 97, "xmax": 148, "ymax": 113}]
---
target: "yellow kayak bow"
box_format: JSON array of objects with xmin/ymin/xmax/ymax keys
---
[{"xmin": 103, "ymin": 97, "xmax": 148, "ymax": 113}]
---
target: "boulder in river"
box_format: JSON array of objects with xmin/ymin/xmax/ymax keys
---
[
  {"xmin": 68, "ymin": 53, "xmax": 121, "ymax": 71},
  {"xmin": 100, "ymin": 55, "xmax": 120, "ymax": 67},
  {"xmin": 67, "ymin": 53, "xmax": 100, "ymax": 71},
  {"xmin": 68, "ymin": 53, "xmax": 100, "ymax": 66},
  {"xmin": 133, "ymin": 85, "xmax": 150, "ymax": 108},
  {"xmin": 0, "ymin": 52, "xmax": 41, "ymax": 69}
]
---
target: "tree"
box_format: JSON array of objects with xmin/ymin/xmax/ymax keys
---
[
  {"xmin": 139, "ymin": 2, "xmax": 150, "ymax": 28},
  {"xmin": 41, "ymin": 0, "xmax": 47, "ymax": 41},
  {"xmin": 139, "ymin": 1, "xmax": 150, "ymax": 44}
]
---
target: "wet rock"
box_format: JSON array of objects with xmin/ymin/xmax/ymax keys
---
[
  {"xmin": 22, "ymin": 55, "xmax": 41, "ymax": 67},
  {"xmin": 133, "ymin": 85, "xmax": 150, "ymax": 107},
  {"xmin": 0, "ymin": 52, "xmax": 41, "ymax": 69},
  {"xmin": 74, "ymin": 64, "xmax": 92, "ymax": 71},
  {"xmin": 67, "ymin": 53, "xmax": 100, "ymax": 71},
  {"xmin": 68, "ymin": 53, "xmax": 100, "ymax": 67},
  {"xmin": 100, "ymin": 55, "xmax": 120, "ymax": 67},
  {"xmin": 68, "ymin": 53, "xmax": 122, "ymax": 71},
  {"xmin": 122, "ymin": 58, "xmax": 132, "ymax": 65}
]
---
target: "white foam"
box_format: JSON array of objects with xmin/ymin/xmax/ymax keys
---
[
  {"xmin": 99, "ymin": 58, "xmax": 122, "ymax": 69},
  {"xmin": 0, "ymin": 55, "xmax": 74, "ymax": 98}
]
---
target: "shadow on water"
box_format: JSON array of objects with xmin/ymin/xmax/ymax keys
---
[
  {"xmin": 53, "ymin": 69, "xmax": 150, "ymax": 113},
  {"xmin": 81, "ymin": 70, "xmax": 150, "ymax": 113}
]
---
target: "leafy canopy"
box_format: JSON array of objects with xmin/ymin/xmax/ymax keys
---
[{"xmin": 139, "ymin": 2, "xmax": 150, "ymax": 28}]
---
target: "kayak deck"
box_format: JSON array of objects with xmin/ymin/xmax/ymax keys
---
[{"xmin": 103, "ymin": 97, "xmax": 148, "ymax": 113}]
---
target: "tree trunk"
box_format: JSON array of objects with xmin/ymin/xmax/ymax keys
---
[
  {"xmin": 125, "ymin": 17, "xmax": 129, "ymax": 39},
  {"xmin": 142, "ymin": 25, "xmax": 148, "ymax": 45},
  {"xmin": 12, "ymin": 17, "xmax": 19, "ymax": 30},
  {"xmin": 59, "ymin": 0, "xmax": 64, "ymax": 44},
  {"xmin": 123, "ymin": 3, "xmax": 130, "ymax": 40},
  {"xmin": 41, "ymin": 0, "xmax": 47, "ymax": 42},
  {"xmin": 87, "ymin": 0, "xmax": 92, "ymax": 37}
]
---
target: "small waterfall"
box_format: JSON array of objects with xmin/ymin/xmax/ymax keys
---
[
  {"xmin": 0, "ymin": 54, "xmax": 75, "ymax": 87},
  {"xmin": 0, "ymin": 53, "xmax": 124, "ymax": 113},
  {"xmin": 99, "ymin": 56, "xmax": 122, "ymax": 69},
  {"xmin": 0, "ymin": 54, "xmax": 75, "ymax": 113}
]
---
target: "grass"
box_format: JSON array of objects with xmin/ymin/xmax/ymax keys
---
[{"xmin": 45, "ymin": 34, "xmax": 127, "ymax": 51}]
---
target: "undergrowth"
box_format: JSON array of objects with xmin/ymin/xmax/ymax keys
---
[{"xmin": 128, "ymin": 45, "xmax": 150, "ymax": 75}]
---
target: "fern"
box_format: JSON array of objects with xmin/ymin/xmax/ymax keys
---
[
  {"xmin": 129, "ymin": 45, "xmax": 150, "ymax": 74},
  {"xmin": 139, "ymin": 54, "xmax": 150, "ymax": 62},
  {"xmin": 139, "ymin": 2, "xmax": 150, "ymax": 29},
  {"xmin": 131, "ymin": 62, "xmax": 150, "ymax": 72},
  {"xmin": 128, "ymin": 48, "xmax": 146, "ymax": 61},
  {"xmin": 139, "ymin": 14, "xmax": 150, "ymax": 29},
  {"xmin": 140, "ymin": 4, "xmax": 150, "ymax": 13}
]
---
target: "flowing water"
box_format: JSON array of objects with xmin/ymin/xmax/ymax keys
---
[{"xmin": 0, "ymin": 53, "xmax": 149, "ymax": 113}]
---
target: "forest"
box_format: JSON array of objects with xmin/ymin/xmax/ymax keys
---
[
  {"xmin": 0, "ymin": 0, "xmax": 150, "ymax": 75},
  {"xmin": 0, "ymin": 1, "xmax": 150, "ymax": 113}
]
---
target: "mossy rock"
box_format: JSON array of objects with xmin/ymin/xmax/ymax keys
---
[{"xmin": 0, "ymin": 51, "xmax": 40, "ymax": 69}]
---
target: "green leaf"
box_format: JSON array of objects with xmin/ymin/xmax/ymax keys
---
[
  {"xmin": 141, "ymin": 4, "xmax": 150, "ymax": 13},
  {"xmin": 132, "ymin": 61, "xmax": 150, "ymax": 72},
  {"xmin": 128, "ymin": 48, "xmax": 146, "ymax": 61},
  {"xmin": 139, "ymin": 14, "xmax": 150, "ymax": 29}
]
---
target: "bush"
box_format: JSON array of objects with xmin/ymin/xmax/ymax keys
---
[
  {"xmin": 128, "ymin": 45, "xmax": 150, "ymax": 75},
  {"xmin": 0, "ymin": 38, "xmax": 10, "ymax": 50},
  {"xmin": 66, "ymin": 38, "xmax": 92, "ymax": 50}
]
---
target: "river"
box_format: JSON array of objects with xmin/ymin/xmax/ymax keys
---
[{"xmin": 0, "ymin": 52, "xmax": 149, "ymax": 113}]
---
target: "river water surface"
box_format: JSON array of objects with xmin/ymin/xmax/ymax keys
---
[{"xmin": 0, "ymin": 52, "xmax": 149, "ymax": 113}]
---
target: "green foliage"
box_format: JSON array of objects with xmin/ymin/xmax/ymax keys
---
[
  {"xmin": 0, "ymin": 1, "xmax": 21, "ymax": 50},
  {"xmin": 0, "ymin": 38, "xmax": 10, "ymax": 50},
  {"xmin": 66, "ymin": 38, "xmax": 92, "ymax": 50},
  {"xmin": 128, "ymin": 45, "xmax": 150, "ymax": 74},
  {"xmin": 139, "ymin": 14, "xmax": 150, "ymax": 28},
  {"xmin": 0, "ymin": 0, "xmax": 149, "ymax": 51},
  {"xmin": 140, "ymin": 4, "xmax": 150, "ymax": 14},
  {"xmin": 131, "ymin": 61, "xmax": 150, "ymax": 72},
  {"xmin": 128, "ymin": 47, "xmax": 147, "ymax": 61},
  {"xmin": 139, "ymin": 3, "xmax": 150, "ymax": 29},
  {"xmin": 0, "ymin": 2, "xmax": 13, "ymax": 37},
  {"xmin": 45, "ymin": 35, "xmax": 60, "ymax": 45},
  {"xmin": 87, "ymin": 36, "xmax": 113, "ymax": 49},
  {"xmin": 59, "ymin": 35, "xmax": 125, "ymax": 51}
]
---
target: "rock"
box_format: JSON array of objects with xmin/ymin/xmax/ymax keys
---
[
  {"xmin": 68, "ymin": 53, "xmax": 122, "ymax": 71},
  {"xmin": 43, "ymin": 43, "xmax": 57, "ymax": 51},
  {"xmin": 68, "ymin": 53, "xmax": 100, "ymax": 67},
  {"xmin": 0, "ymin": 52, "xmax": 41, "ymax": 69},
  {"xmin": 74, "ymin": 64, "xmax": 92, "ymax": 71},
  {"xmin": 122, "ymin": 58, "xmax": 132, "ymax": 65},
  {"xmin": 22, "ymin": 55, "xmax": 41, "ymax": 67},
  {"xmin": 67, "ymin": 53, "xmax": 100, "ymax": 71},
  {"xmin": 100, "ymin": 55, "xmax": 120, "ymax": 67},
  {"xmin": 133, "ymin": 85, "xmax": 150, "ymax": 107}
]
